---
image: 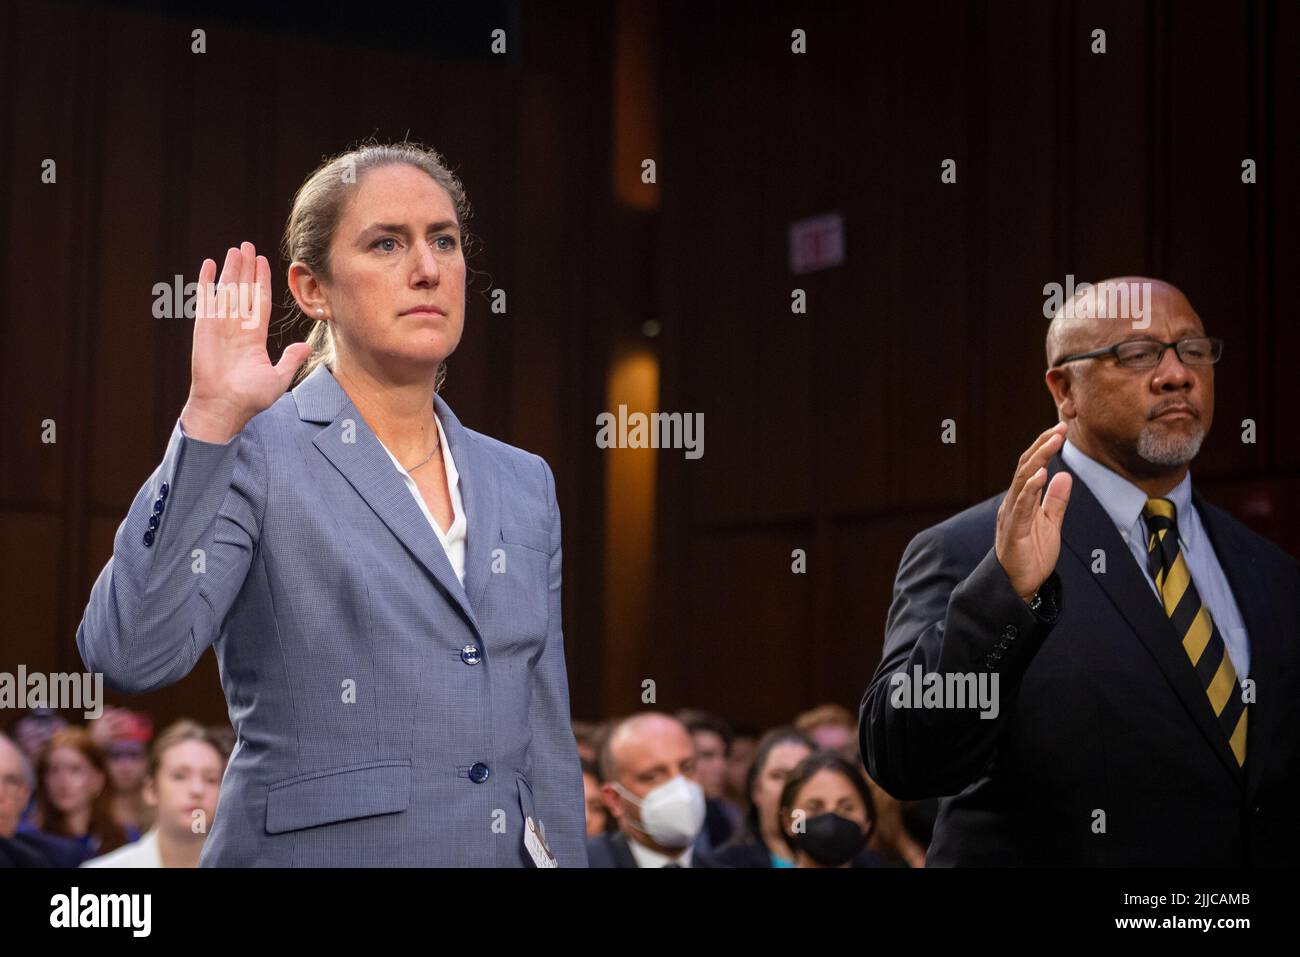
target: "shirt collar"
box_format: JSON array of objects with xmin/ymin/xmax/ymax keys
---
[
  {"xmin": 625, "ymin": 833, "xmax": 693, "ymax": 868},
  {"xmin": 1060, "ymin": 438, "xmax": 1196, "ymax": 548}
]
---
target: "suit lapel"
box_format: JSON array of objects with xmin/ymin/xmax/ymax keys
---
[
  {"xmin": 434, "ymin": 394, "xmax": 502, "ymax": 621},
  {"xmin": 293, "ymin": 365, "xmax": 481, "ymax": 636},
  {"xmin": 1193, "ymin": 493, "xmax": 1277, "ymax": 801},
  {"xmin": 1050, "ymin": 455, "xmax": 1245, "ymax": 787}
]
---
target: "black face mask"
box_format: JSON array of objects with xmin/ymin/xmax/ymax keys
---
[{"xmin": 797, "ymin": 812, "xmax": 868, "ymax": 867}]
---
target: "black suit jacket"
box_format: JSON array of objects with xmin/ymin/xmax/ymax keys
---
[
  {"xmin": 860, "ymin": 453, "xmax": 1300, "ymax": 866},
  {"xmin": 585, "ymin": 830, "xmax": 716, "ymax": 868}
]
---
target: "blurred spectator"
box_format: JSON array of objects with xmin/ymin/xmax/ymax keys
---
[
  {"xmin": 677, "ymin": 708, "xmax": 741, "ymax": 850},
  {"xmin": 794, "ymin": 703, "xmax": 857, "ymax": 751},
  {"xmin": 711, "ymin": 726, "xmax": 814, "ymax": 867},
  {"xmin": 572, "ymin": 720, "xmax": 599, "ymax": 766},
  {"xmin": 9, "ymin": 708, "xmax": 66, "ymax": 767},
  {"xmin": 83, "ymin": 720, "xmax": 229, "ymax": 867},
  {"xmin": 23, "ymin": 726, "xmax": 135, "ymax": 857},
  {"xmin": 588, "ymin": 712, "xmax": 713, "ymax": 867},
  {"xmin": 89, "ymin": 706, "xmax": 155, "ymax": 835},
  {"xmin": 580, "ymin": 757, "xmax": 609, "ymax": 837},
  {"xmin": 834, "ymin": 739, "xmax": 927, "ymax": 867},
  {"xmin": 724, "ymin": 723, "xmax": 759, "ymax": 813},
  {"xmin": 777, "ymin": 751, "xmax": 888, "ymax": 868},
  {"xmin": 0, "ymin": 732, "xmax": 90, "ymax": 867}
]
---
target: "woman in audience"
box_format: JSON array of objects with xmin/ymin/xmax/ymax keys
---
[
  {"xmin": 25, "ymin": 726, "xmax": 134, "ymax": 856},
  {"xmin": 777, "ymin": 750, "xmax": 887, "ymax": 868},
  {"xmin": 710, "ymin": 727, "xmax": 814, "ymax": 867},
  {"xmin": 83, "ymin": 720, "xmax": 228, "ymax": 867}
]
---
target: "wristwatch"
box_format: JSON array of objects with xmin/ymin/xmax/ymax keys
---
[{"xmin": 1027, "ymin": 575, "xmax": 1061, "ymax": 622}]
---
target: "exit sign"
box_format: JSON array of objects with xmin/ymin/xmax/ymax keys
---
[{"xmin": 789, "ymin": 211, "xmax": 845, "ymax": 275}]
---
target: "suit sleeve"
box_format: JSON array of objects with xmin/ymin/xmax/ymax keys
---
[
  {"xmin": 860, "ymin": 525, "xmax": 1061, "ymax": 800},
  {"xmin": 525, "ymin": 455, "xmax": 589, "ymax": 866},
  {"xmin": 76, "ymin": 416, "xmax": 267, "ymax": 694}
]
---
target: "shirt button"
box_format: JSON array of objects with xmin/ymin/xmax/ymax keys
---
[
  {"xmin": 153, "ymin": 499, "xmax": 165, "ymax": 514},
  {"xmin": 460, "ymin": 645, "xmax": 481, "ymax": 665},
  {"xmin": 469, "ymin": 762, "xmax": 490, "ymax": 784},
  {"xmin": 159, "ymin": 482, "xmax": 169, "ymax": 499},
  {"xmin": 143, "ymin": 530, "xmax": 155, "ymax": 547},
  {"xmin": 148, "ymin": 514, "xmax": 160, "ymax": 530}
]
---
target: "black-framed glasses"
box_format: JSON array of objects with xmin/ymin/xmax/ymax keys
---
[{"xmin": 1051, "ymin": 336, "xmax": 1223, "ymax": 370}]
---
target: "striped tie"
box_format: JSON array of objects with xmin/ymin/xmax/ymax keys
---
[{"xmin": 1142, "ymin": 498, "xmax": 1247, "ymax": 766}]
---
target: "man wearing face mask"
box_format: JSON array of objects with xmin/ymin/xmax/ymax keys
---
[{"xmin": 587, "ymin": 712, "xmax": 715, "ymax": 868}]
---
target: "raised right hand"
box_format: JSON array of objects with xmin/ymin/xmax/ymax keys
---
[
  {"xmin": 994, "ymin": 422, "xmax": 1073, "ymax": 603},
  {"xmin": 180, "ymin": 241, "xmax": 311, "ymax": 443}
]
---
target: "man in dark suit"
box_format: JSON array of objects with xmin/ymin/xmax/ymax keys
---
[
  {"xmin": 860, "ymin": 277, "xmax": 1300, "ymax": 866},
  {"xmin": 587, "ymin": 713, "xmax": 716, "ymax": 867}
]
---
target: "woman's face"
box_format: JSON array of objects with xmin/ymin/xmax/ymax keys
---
[
  {"xmin": 753, "ymin": 742, "xmax": 811, "ymax": 830},
  {"xmin": 319, "ymin": 163, "xmax": 466, "ymax": 376},
  {"xmin": 145, "ymin": 740, "xmax": 225, "ymax": 838},
  {"xmin": 786, "ymin": 768, "xmax": 870, "ymax": 837},
  {"xmin": 44, "ymin": 747, "xmax": 103, "ymax": 817}
]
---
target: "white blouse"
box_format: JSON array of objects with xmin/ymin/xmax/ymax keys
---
[{"xmin": 377, "ymin": 413, "xmax": 467, "ymax": 586}]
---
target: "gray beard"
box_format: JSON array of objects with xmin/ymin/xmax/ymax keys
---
[{"xmin": 1137, "ymin": 422, "xmax": 1205, "ymax": 466}]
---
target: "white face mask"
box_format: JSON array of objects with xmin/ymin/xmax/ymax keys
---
[{"xmin": 613, "ymin": 775, "xmax": 706, "ymax": 849}]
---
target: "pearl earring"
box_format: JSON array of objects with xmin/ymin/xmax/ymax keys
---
[{"xmin": 316, "ymin": 308, "xmax": 324, "ymax": 315}]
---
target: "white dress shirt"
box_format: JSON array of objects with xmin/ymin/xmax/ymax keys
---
[
  {"xmin": 626, "ymin": 836, "xmax": 694, "ymax": 868},
  {"xmin": 1061, "ymin": 439, "xmax": 1250, "ymax": 677},
  {"xmin": 377, "ymin": 412, "xmax": 467, "ymax": 586}
]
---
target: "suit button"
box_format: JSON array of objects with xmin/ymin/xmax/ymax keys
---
[
  {"xmin": 461, "ymin": 645, "xmax": 482, "ymax": 665},
  {"xmin": 153, "ymin": 499, "xmax": 165, "ymax": 514},
  {"xmin": 148, "ymin": 514, "xmax": 160, "ymax": 530},
  {"xmin": 469, "ymin": 762, "xmax": 490, "ymax": 783},
  {"xmin": 143, "ymin": 530, "xmax": 155, "ymax": 547},
  {"xmin": 159, "ymin": 482, "xmax": 169, "ymax": 499},
  {"xmin": 1003, "ymin": 625, "xmax": 1018, "ymax": 640}
]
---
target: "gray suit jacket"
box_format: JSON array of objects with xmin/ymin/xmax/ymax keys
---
[{"xmin": 77, "ymin": 364, "xmax": 588, "ymax": 867}]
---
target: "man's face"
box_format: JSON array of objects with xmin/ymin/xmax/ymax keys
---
[
  {"xmin": 0, "ymin": 742, "xmax": 33, "ymax": 838},
  {"xmin": 604, "ymin": 721, "xmax": 698, "ymax": 834},
  {"xmin": 1049, "ymin": 283, "xmax": 1215, "ymax": 477},
  {"xmin": 691, "ymin": 730, "xmax": 728, "ymax": 800}
]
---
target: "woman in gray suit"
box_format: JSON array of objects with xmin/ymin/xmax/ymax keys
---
[{"xmin": 77, "ymin": 141, "xmax": 587, "ymax": 867}]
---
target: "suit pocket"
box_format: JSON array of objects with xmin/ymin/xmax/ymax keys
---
[
  {"xmin": 264, "ymin": 759, "xmax": 411, "ymax": 834},
  {"xmin": 516, "ymin": 772, "xmax": 538, "ymax": 824},
  {"xmin": 501, "ymin": 523, "xmax": 549, "ymax": 554}
]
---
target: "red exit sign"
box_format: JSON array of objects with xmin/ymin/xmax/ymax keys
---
[{"xmin": 788, "ymin": 211, "xmax": 845, "ymax": 275}]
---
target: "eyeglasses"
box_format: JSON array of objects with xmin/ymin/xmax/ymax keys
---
[{"xmin": 1051, "ymin": 336, "xmax": 1223, "ymax": 370}]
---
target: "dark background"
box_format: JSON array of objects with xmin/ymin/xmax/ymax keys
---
[{"xmin": 3, "ymin": 0, "xmax": 1297, "ymax": 733}]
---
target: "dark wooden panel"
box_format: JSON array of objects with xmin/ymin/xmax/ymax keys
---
[
  {"xmin": 979, "ymin": 0, "xmax": 1064, "ymax": 497},
  {"xmin": 680, "ymin": 528, "xmax": 814, "ymax": 728},
  {"xmin": 1162, "ymin": 1, "xmax": 1253, "ymax": 478},
  {"xmin": 1, "ymin": 0, "xmax": 83, "ymax": 507}
]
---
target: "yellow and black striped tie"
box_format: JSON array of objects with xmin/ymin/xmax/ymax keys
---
[{"xmin": 1142, "ymin": 498, "xmax": 1247, "ymax": 766}]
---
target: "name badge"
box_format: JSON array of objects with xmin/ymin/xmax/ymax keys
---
[{"xmin": 525, "ymin": 816, "xmax": 558, "ymax": 868}]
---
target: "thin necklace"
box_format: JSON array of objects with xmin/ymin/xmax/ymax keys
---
[{"xmin": 405, "ymin": 434, "xmax": 440, "ymax": 472}]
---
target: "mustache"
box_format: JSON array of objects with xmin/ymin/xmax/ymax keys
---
[{"xmin": 1148, "ymin": 399, "xmax": 1201, "ymax": 420}]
